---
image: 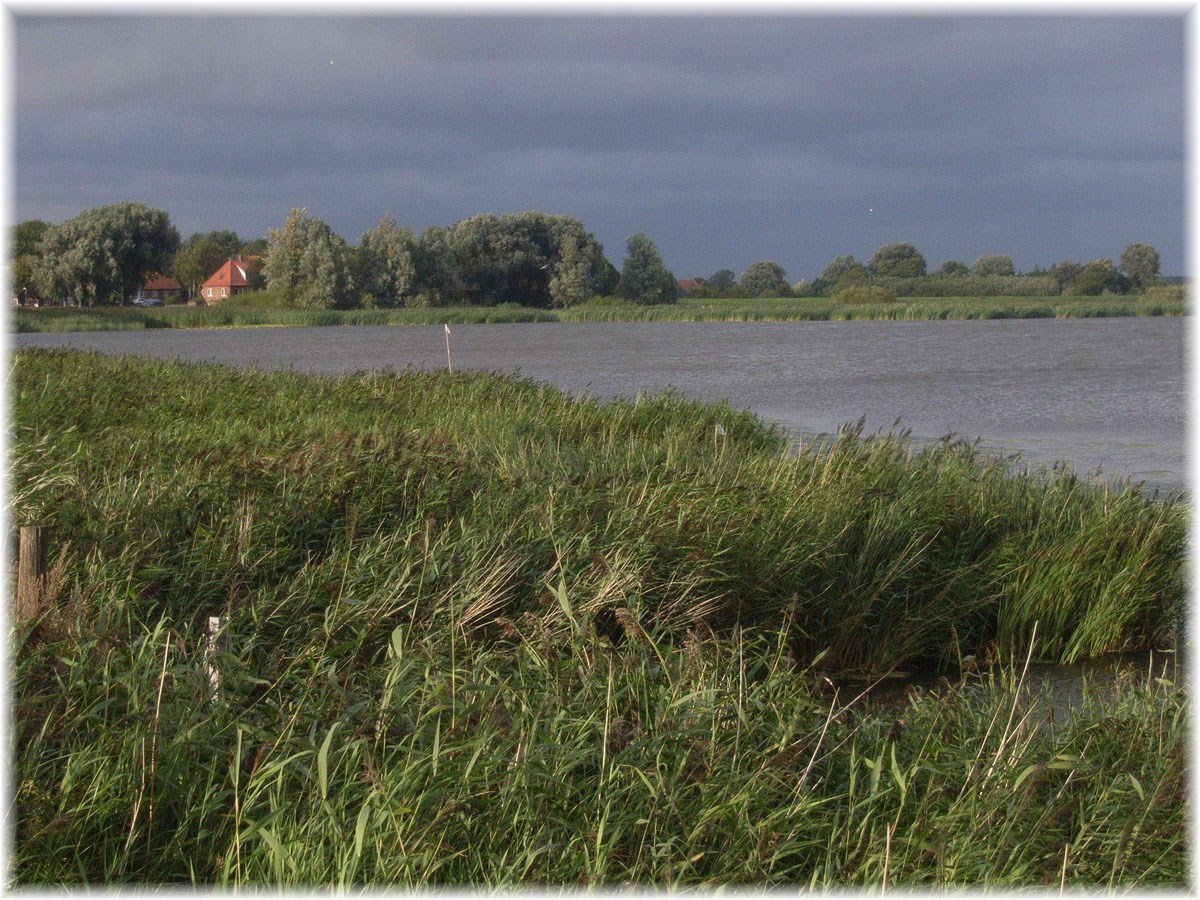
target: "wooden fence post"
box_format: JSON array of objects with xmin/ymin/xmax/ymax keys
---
[
  {"xmin": 205, "ymin": 615, "xmax": 230, "ymax": 702},
  {"xmin": 16, "ymin": 525, "xmax": 48, "ymax": 624}
]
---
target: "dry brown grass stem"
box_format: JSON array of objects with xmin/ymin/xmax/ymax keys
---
[{"xmin": 147, "ymin": 629, "xmax": 171, "ymax": 840}]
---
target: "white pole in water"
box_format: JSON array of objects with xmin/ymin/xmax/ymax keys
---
[{"xmin": 444, "ymin": 323, "xmax": 453, "ymax": 374}]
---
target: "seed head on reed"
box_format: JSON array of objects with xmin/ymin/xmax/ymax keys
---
[{"xmin": 614, "ymin": 606, "xmax": 644, "ymax": 644}]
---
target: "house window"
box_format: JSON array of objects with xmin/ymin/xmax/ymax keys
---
[{"xmin": 221, "ymin": 288, "xmax": 227, "ymax": 297}]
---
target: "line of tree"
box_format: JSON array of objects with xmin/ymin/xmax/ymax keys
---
[
  {"xmin": 687, "ymin": 241, "xmax": 1166, "ymax": 300},
  {"xmin": 11, "ymin": 205, "xmax": 1166, "ymax": 308},
  {"xmin": 262, "ymin": 210, "xmax": 682, "ymax": 310},
  {"xmin": 11, "ymin": 203, "xmax": 681, "ymax": 309}
]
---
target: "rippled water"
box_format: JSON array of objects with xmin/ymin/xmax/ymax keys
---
[{"xmin": 16, "ymin": 316, "xmax": 1187, "ymax": 491}]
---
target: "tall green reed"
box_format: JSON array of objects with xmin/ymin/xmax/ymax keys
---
[
  {"xmin": 9, "ymin": 349, "xmax": 1186, "ymax": 885},
  {"xmin": 12, "ymin": 291, "xmax": 1183, "ymax": 333}
]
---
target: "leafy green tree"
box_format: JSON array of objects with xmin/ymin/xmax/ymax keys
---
[
  {"xmin": 707, "ymin": 269, "xmax": 737, "ymax": 293},
  {"xmin": 738, "ymin": 261, "xmax": 789, "ymax": 297},
  {"xmin": 868, "ymin": 242, "xmax": 926, "ymax": 277},
  {"xmin": 549, "ymin": 235, "xmax": 595, "ymax": 307},
  {"xmin": 11, "ymin": 219, "xmax": 50, "ymax": 258},
  {"xmin": 970, "ymin": 255, "xmax": 1015, "ymax": 277},
  {"xmin": 9, "ymin": 220, "xmax": 50, "ymax": 302},
  {"xmin": 1073, "ymin": 258, "xmax": 1128, "ymax": 296},
  {"xmin": 263, "ymin": 208, "xmax": 355, "ymax": 308},
  {"xmin": 444, "ymin": 213, "xmax": 539, "ymax": 306},
  {"xmin": 437, "ymin": 212, "xmax": 615, "ymax": 308},
  {"xmin": 11, "ymin": 254, "xmax": 36, "ymax": 302},
  {"xmin": 412, "ymin": 226, "xmax": 454, "ymax": 301},
  {"xmin": 240, "ymin": 237, "xmax": 269, "ymax": 258},
  {"xmin": 32, "ymin": 202, "xmax": 179, "ymax": 306},
  {"xmin": 172, "ymin": 231, "xmax": 243, "ymax": 299},
  {"xmin": 815, "ymin": 255, "xmax": 869, "ymax": 293},
  {"xmin": 618, "ymin": 232, "xmax": 677, "ymax": 305},
  {"xmin": 446, "ymin": 214, "xmax": 504, "ymax": 301},
  {"xmin": 1119, "ymin": 243, "xmax": 1161, "ymax": 291},
  {"xmin": 539, "ymin": 213, "xmax": 617, "ymax": 307},
  {"xmin": 1048, "ymin": 260, "xmax": 1083, "ymax": 294},
  {"xmin": 356, "ymin": 216, "xmax": 417, "ymax": 308},
  {"xmin": 937, "ymin": 259, "xmax": 969, "ymax": 277},
  {"xmin": 263, "ymin": 209, "xmax": 307, "ymax": 299}
]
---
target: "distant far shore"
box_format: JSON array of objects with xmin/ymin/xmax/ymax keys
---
[{"xmin": 10, "ymin": 292, "xmax": 1187, "ymax": 334}]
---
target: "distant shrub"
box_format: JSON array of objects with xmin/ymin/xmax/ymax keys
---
[
  {"xmin": 221, "ymin": 287, "xmax": 291, "ymax": 309},
  {"xmin": 402, "ymin": 292, "xmax": 437, "ymax": 309},
  {"xmin": 833, "ymin": 284, "xmax": 897, "ymax": 304},
  {"xmin": 1141, "ymin": 284, "xmax": 1186, "ymax": 305},
  {"xmin": 871, "ymin": 275, "xmax": 1060, "ymax": 297},
  {"xmin": 1073, "ymin": 259, "xmax": 1128, "ymax": 296},
  {"xmin": 970, "ymin": 255, "xmax": 1016, "ymax": 277}
]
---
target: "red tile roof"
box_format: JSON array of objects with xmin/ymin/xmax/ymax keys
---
[
  {"xmin": 143, "ymin": 274, "xmax": 182, "ymax": 291},
  {"xmin": 202, "ymin": 258, "xmax": 254, "ymax": 289}
]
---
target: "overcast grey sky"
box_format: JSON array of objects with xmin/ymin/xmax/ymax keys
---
[{"xmin": 12, "ymin": 13, "xmax": 1187, "ymax": 281}]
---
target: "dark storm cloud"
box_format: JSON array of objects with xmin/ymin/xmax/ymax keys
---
[{"xmin": 14, "ymin": 14, "xmax": 1185, "ymax": 279}]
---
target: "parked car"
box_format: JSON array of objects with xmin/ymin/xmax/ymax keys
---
[{"xmin": 131, "ymin": 296, "xmax": 164, "ymax": 307}]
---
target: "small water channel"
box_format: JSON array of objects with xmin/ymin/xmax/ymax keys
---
[{"xmin": 858, "ymin": 648, "xmax": 1182, "ymax": 725}]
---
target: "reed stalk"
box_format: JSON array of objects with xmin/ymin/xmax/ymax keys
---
[{"xmin": 9, "ymin": 349, "xmax": 1186, "ymax": 886}]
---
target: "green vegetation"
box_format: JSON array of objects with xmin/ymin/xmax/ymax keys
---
[
  {"xmin": 737, "ymin": 260, "xmax": 791, "ymax": 297},
  {"xmin": 12, "ymin": 300, "xmax": 558, "ymax": 332},
  {"xmin": 11, "ymin": 350, "xmax": 1186, "ymax": 886},
  {"xmin": 28, "ymin": 202, "xmax": 180, "ymax": 306},
  {"xmin": 13, "ymin": 203, "xmax": 1174, "ymax": 313},
  {"xmin": 617, "ymin": 231, "xmax": 677, "ymax": 305},
  {"xmin": 172, "ymin": 230, "xmax": 256, "ymax": 300},
  {"xmin": 831, "ymin": 284, "xmax": 899, "ymax": 305},
  {"xmin": 12, "ymin": 290, "xmax": 1186, "ymax": 333}
]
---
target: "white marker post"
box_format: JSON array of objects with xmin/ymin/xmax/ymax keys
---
[
  {"xmin": 206, "ymin": 615, "xmax": 230, "ymax": 703},
  {"xmin": 444, "ymin": 324, "xmax": 453, "ymax": 373}
]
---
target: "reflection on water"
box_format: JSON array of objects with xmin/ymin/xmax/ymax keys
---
[{"xmin": 16, "ymin": 317, "xmax": 1185, "ymax": 491}]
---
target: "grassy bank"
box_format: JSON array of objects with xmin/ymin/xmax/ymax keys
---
[
  {"xmin": 10, "ymin": 301, "xmax": 558, "ymax": 333},
  {"xmin": 558, "ymin": 293, "xmax": 1186, "ymax": 322},
  {"xmin": 11, "ymin": 291, "xmax": 1185, "ymax": 332},
  {"xmin": 10, "ymin": 350, "xmax": 1187, "ymax": 886}
]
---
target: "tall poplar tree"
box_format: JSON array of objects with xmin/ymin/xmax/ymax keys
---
[
  {"xmin": 618, "ymin": 232, "xmax": 677, "ymax": 305},
  {"xmin": 357, "ymin": 216, "xmax": 417, "ymax": 307},
  {"xmin": 1120, "ymin": 243, "xmax": 1161, "ymax": 291},
  {"xmin": 264, "ymin": 208, "xmax": 355, "ymax": 308}
]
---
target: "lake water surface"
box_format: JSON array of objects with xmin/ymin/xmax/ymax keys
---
[{"xmin": 16, "ymin": 316, "xmax": 1187, "ymax": 492}]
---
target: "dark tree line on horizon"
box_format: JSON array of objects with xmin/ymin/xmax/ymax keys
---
[
  {"xmin": 691, "ymin": 241, "xmax": 1166, "ymax": 300},
  {"xmin": 9, "ymin": 203, "xmax": 1168, "ymax": 308},
  {"xmin": 10, "ymin": 203, "xmax": 677, "ymax": 309}
]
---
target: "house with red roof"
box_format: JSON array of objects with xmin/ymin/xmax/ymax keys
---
[
  {"xmin": 139, "ymin": 274, "xmax": 184, "ymax": 301},
  {"xmin": 200, "ymin": 257, "xmax": 261, "ymax": 304}
]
